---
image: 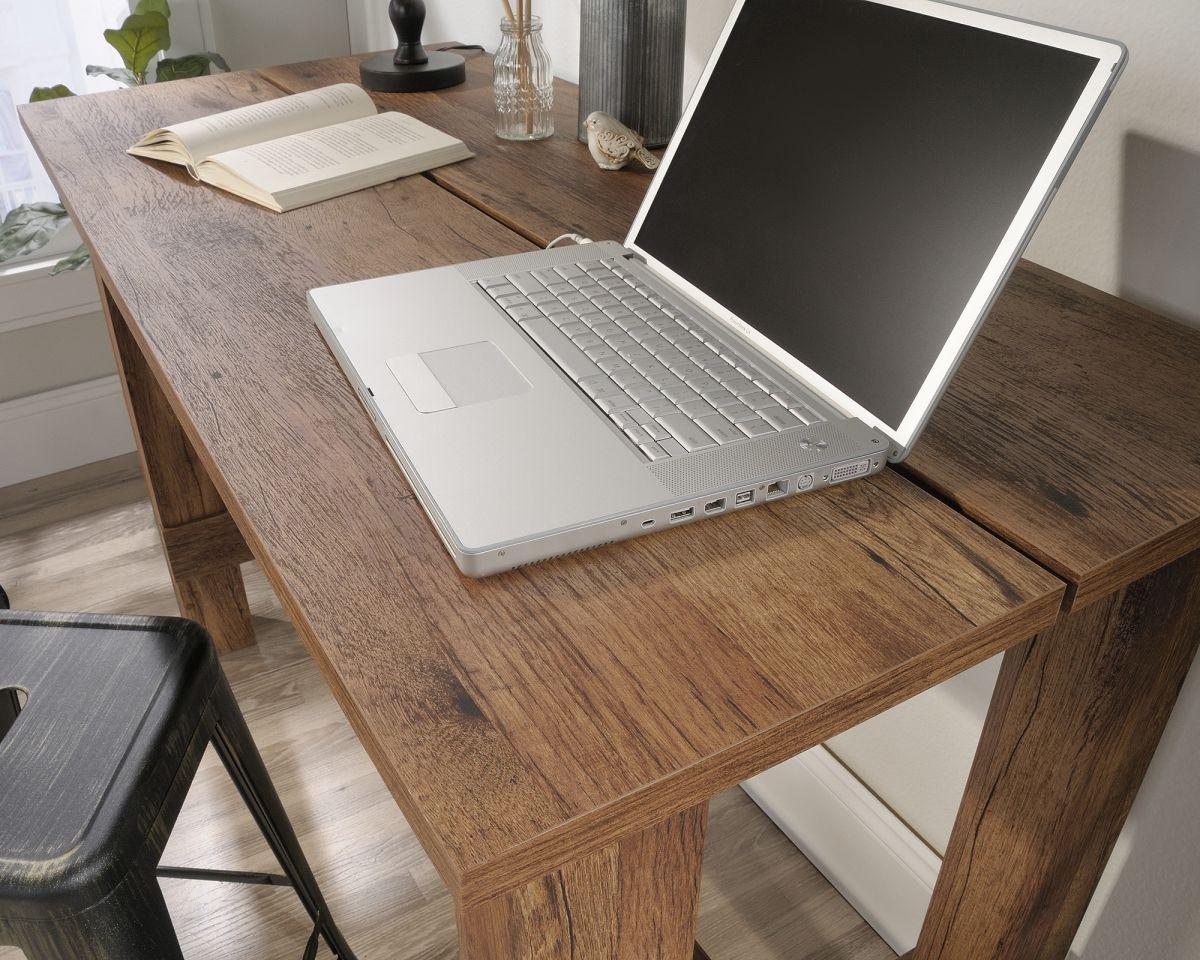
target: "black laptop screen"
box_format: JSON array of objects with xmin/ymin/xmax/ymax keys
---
[{"xmin": 631, "ymin": 0, "xmax": 1099, "ymax": 430}]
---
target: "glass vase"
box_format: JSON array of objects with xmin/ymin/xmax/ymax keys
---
[{"xmin": 493, "ymin": 16, "xmax": 554, "ymax": 141}]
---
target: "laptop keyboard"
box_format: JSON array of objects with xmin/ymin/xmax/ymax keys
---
[{"xmin": 477, "ymin": 258, "xmax": 824, "ymax": 461}]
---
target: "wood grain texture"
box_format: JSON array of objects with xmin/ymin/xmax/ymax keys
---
[
  {"xmin": 903, "ymin": 263, "xmax": 1200, "ymax": 611},
  {"xmin": 160, "ymin": 509, "xmax": 255, "ymax": 582},
  {"xmin": 914, "ymin": 549, "xmax": 1200, "ymax": 960},
  {"xmin": 19, "ymin": 69, "xmax": 1062, "ymax": 908},
  {"xmin": 259, "ymin": 50, "xmax": 652, "ymax": 247},
  {"xmin": 0, "ymin": 472, "xmax": 894, "ymax": 960},
  {"xmin": 101, "ymin": 283, "xmax": 255, "ymax": 653},
  {"xmin": 0, "ymin": 453, "xmax": 142, "ymax": 536},
  {"xmin": 263, "ymin": 55, "xmax": 1200, "ymax": 616},
  {"xmin": 460, "ymin": 805, "xmax": 706, "ymax": 960}
]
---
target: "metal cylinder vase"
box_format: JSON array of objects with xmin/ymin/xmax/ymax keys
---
[{"xmin": 577, "ymin": 0, "xmax": 686, "ymax": 148}]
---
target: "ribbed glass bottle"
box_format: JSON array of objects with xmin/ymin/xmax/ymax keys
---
[{"xmin": 493, "ymin": 16, "xmax": 555, "ymax": 141}]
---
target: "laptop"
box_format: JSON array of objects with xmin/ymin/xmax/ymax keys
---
[{"xmin": 309, "ymin": 0, "xmax": 1125, "ymax": 576}]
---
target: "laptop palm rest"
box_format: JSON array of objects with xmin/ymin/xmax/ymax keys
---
[{"xmin": 388, "ymin": 341, "xmax": 530, "ymax": 412}]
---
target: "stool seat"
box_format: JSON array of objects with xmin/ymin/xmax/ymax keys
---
[
  {"xmin": 0, "ymin": 613, "xmax": 218, "ymax": 921},
  {"xmin": 0, "ymin": 605, "xmax": 355, "ymax": 958}
]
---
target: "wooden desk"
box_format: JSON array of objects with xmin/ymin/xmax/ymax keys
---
[
  {"xmin": 264, "ymin": 52, "xmax": 1200, "ymax": 960},
  {"xmin": 20, "ymin": 57, "xmax": 1197, "ymax": 960}
]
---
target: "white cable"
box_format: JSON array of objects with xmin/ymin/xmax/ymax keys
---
[{"xmin": 546, "ymin": 233, "xmax": 592, "ymax": 249}]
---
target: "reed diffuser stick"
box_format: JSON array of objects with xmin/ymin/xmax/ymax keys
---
[
  {"xmin": 523, "ymin": 0, "xmax": 533, "ymax": 134},
  {"xmin": 499, "ymin": 0, "xmax": 540, "ymax": 138}
]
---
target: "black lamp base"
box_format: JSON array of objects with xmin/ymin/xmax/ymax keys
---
[{"xmin": 359, "ymin": 50, "xmax": 466, "ymax": 93}]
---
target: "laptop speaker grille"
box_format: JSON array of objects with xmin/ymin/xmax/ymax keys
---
[
  {"xmin": 455, "ymin": 241, "xmax": 628, "ymax": 281},
  {"xmin": 650, "ymin": 421, "xmax": 866, "ymax": 498}
]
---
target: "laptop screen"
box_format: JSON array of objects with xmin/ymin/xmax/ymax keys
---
[{"xmin": 629, "ymin": 0, "xmax": 1101, "ymax": 437}]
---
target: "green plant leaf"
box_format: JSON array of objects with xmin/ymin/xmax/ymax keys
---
[
  {"xmin": 204, "ymin": 52, "xmax": 231, "ymax": 73},
  {"xmin": 51, "ymin": 243, "xmax": 91, "ymax": 275},
  {"xmin": 0, "ymin": 202, "xmax": 71, "ymax": 262},
  {"xmin": 155, "ymin": 52, "xmax": 227, "ymax": 82},
  {"xmin": 28, "ymin": 85, "xmax": 75, "ymax": 102},
  {"xmin": 103, "ymin": 12, "xmax": 171, "ymax": 79},
  {"xmin": 86, "ymin": 64, "xmax": 138, "ymax": 87},
  {"xmin": 133, "ymin": 0, "xmax": 171, "ymax": 17}
]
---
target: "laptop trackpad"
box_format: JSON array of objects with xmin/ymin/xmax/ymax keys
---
[{"xmin": 387, "ymin": 341, "xmax": 530, "ymax": 413}]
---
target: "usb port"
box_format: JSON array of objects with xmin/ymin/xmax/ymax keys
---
[
  {"xmin": 735, "ymin": 490, "xmax": 754, "ymax": 506},
  {"xmin": 766, "ymin": 480, "xmax": 788, "ymax": 499},
  {"xmin": 670, "ymin": 507, "xmax": 695, "ymax": 523},
  {"xmin": 705, "ymin": 498, "xmax": 726, "ymax": 514}
]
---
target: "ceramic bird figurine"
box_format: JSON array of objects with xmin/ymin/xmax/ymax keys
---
[{"xmin": 583, "ymin": 111, "xmax": 660, "ymax": 171}]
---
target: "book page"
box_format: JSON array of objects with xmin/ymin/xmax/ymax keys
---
[
  {"xmin": 160, "ymin": 84, "xmax": 376, "ymax": 164},
  {"xmin": 203, "ymin": 111, "xmax": 468, "ymax": 198}
]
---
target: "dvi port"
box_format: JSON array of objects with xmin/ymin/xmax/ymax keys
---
[{"xmin": 829, "ymin": 459, "xmax": 871, "ymax": 484}]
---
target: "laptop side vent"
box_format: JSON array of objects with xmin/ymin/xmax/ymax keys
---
[
  {"xmin": 650, "ymin": 421, "xmax": 874, "ymax": 498},
  {"xmin": 515, "ymin": 540, "xmax": 617, "ymax": 569}
]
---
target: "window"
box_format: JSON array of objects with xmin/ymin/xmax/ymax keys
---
[{"xmin": 0, "ymin": 0, "xmax": 134, "ymax": 219}]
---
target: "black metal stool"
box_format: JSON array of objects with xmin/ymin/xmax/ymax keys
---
[{"xmin": 0, "ymin": 587, "xmax": 356, "ymax": 960}]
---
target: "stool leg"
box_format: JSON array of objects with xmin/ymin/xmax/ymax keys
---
[
  {"xmin": 3, "ymin": 867, "xmax": 184, "ymax": 960},
  {"xmin": 211, "ymin": 674, "xmax": 357, "ymax": 960}
]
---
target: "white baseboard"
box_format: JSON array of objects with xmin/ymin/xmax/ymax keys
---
[
  {"xmin": 742, "ymin": 746, "xmax": 939, "ymax": 955},
  {"xmin": 0, "ymin": 376, "xmax": 136, "ymax": 488},
  {"xmin": 0, "ymin": 250, "xmax": 98, "ymax": 335}
]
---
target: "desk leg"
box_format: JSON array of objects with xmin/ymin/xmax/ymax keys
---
[
  {"xmin": 913, "ymin": 549, "xmax": 1200, "ymax": 960},
  {"xmin": 459, "ymin": 803, "xmax": 707, "ymax": 960},
  {"xmin": 99, "ymin": 280, "xmax": 255, "ymax": 653}
]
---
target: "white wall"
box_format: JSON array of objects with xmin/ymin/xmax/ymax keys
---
[
  {"xmin": 349, "ymin": 0, "xmax": 739, "ymax": 114},
  {"xmin": 171, "ymin": 0, "xmax": 351, "ymax": 72},
  {"xmin": 827, "ymin": 656, "xmax": 1001, "ymax": 853},
  {"xmin": 989, "ymin": 0, "xmax": 1200, "ymax": 326}
]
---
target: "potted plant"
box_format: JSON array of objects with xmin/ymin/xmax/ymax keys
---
[{"xmin": 0, "ymin": 0, "xmax": 227, "ymax": 275}]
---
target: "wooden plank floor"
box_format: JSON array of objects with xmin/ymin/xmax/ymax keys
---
[{"xmin": 0, "ymin": 456, "xmax": 895, "ymax": 960}]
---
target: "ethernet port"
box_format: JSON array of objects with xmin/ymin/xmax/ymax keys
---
[{"xmin": 766, "ymin": 480, "xmax": 788, "ymax": 499}]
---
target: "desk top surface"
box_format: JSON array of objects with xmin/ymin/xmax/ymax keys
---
[
  {"xmin": 262, "ymin": 51, "xmax": 1200, "ymax": 613},
  {"xmin": 21, "ymin": 68, "xmax": 1062, "ymax": 903},
  {"xmin": 259, "ymin": 52, "xmax": 645, "ymax": 248}
]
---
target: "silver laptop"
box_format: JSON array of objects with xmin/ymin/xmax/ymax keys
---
[{"xmin": 310, "ymin": 0, "xmax": 1124, "ymax": 576}]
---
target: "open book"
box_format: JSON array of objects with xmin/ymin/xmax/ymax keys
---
[{"xmin": 128, "ymin": 83, "xmax": 472, "ymax": 212}]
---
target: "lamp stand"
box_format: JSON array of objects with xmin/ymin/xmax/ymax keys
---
[{"xmin": 360, "ymin": 0, "xmax": 466, "ymax": 93}]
